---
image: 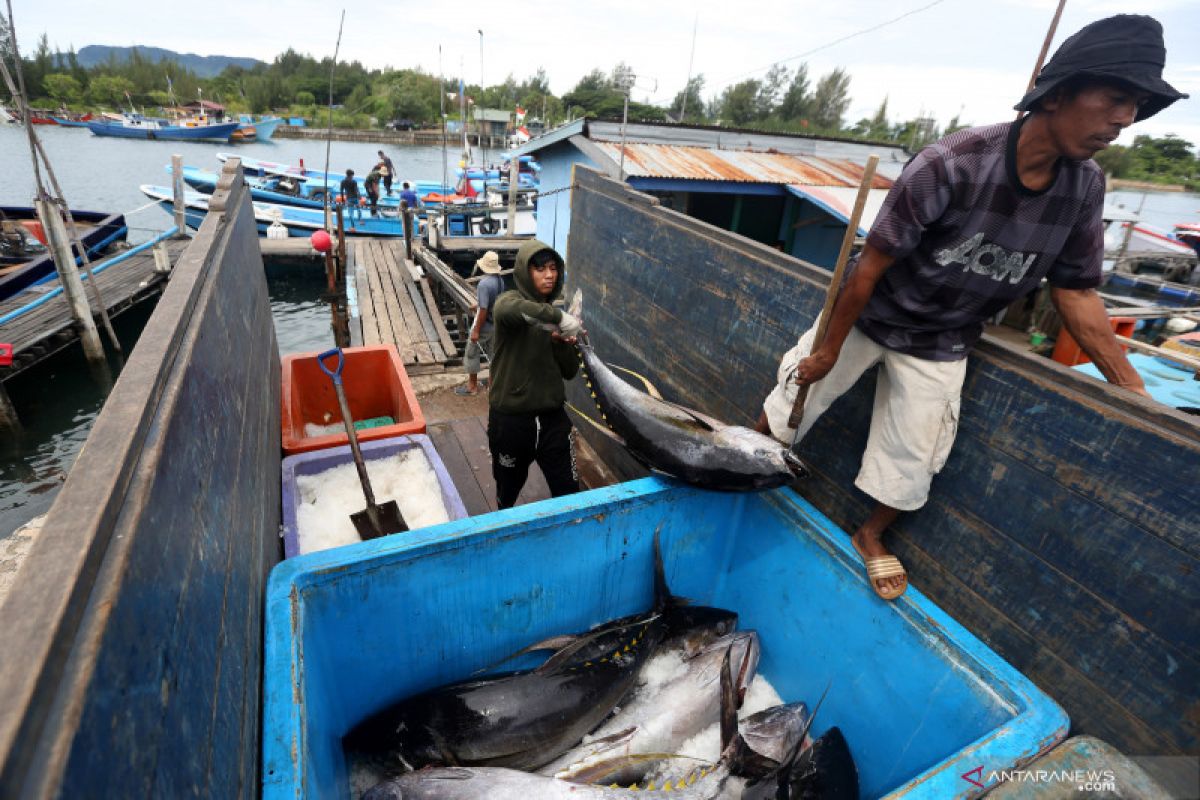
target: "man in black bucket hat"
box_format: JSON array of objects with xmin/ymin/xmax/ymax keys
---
[
  {"xmin": 1016, "ymin": 15, "xmax": 1186, "ymax": 123},
  {"xmin": 757, "ymin": 14, "xmax": 1185, "ymax": 601}
]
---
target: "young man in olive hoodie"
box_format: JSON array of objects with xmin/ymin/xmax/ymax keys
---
[{"xmin": 487, "ymin": 239, "xmax": 585, "ymax": 508}]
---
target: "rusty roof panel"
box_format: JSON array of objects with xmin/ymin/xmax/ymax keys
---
[{"xmin": 592, "ymin": 142, "xmax": 893, "ymax": 188}]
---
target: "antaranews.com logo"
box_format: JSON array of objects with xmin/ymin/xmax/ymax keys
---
[{"xmin": 962, "ymin": 765, "xmax": 1117, "ymax": 792}]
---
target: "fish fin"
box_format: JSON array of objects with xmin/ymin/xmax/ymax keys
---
[
  {"xmin": 606, "ymin": 363, "xmax": 665, "ymax": 400},
  {"xmin": 653, "ymin": 530, "xmax": 671, "ymax": 613},
  {"xmin": 470, "ymin": 634, "xmax": 580, "ymax": 675},
  {"xmin": 719, "ymin": 648, "xmax": 738, "ymax": 754},
  {"xmin": 564, "ymin": 402, "xmax": 628, "ymax": 446},
  {"xmin": 568, "ymin": 288, "xmax": 583, "ymax": 319},
  {"xmin": 534, "ymin": 618, "xmax": 652, "ymax": 674}
]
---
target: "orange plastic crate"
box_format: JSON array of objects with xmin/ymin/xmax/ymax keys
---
[
  {"xmin": 281, "ymin": 344, "xmax": 425, "ymax": 455},
  {"xmin": 1051, "ymin": 316, "xmax": 1135, "ymax": 367}
]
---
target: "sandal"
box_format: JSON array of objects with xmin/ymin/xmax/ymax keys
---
[
  {"xmin": 453, "ymin": 385, "xmax": 479, "ymax": 396},
  {"xmin": 852, "ymin": 538, "xmax": 908, "ymax": 601}
]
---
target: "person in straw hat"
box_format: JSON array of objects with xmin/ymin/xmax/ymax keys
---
[
  {"xmin": 456, "ymin": 250, "xmax": 506, "ymax": 396},
  {"xmin": 755, "ymin": 14, "xmax": 1185, "ymax": 601}
]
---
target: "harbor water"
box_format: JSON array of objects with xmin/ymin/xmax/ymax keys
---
[{"xmin": 0, "ymin": 126, "xmax": 462, "ymax": 537}]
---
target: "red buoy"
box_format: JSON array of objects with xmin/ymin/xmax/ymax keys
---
[{"xmin": 310, "ymin": 230, "xmax": 332, "ymax": 253}]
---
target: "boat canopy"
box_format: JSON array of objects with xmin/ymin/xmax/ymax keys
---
[{"xmin": 786, "ymin": 185, "xmax": 890, "ymax": 236}]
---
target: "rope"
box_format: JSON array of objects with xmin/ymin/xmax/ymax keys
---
[{"xmin": 123, "ymin": 198, "xmax": 170, "ymax": 217}]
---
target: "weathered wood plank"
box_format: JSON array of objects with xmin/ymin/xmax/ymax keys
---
[
  {"xmin": 0, "ymin": 166, "xmax": 279, "ymax": 797},
  {"xmin": 561, "ymin": 165, "xmax": 1200, "ymax": 761},
  {"xmin": 378, "ymin": 241, "xmax": 434, "ymax": 364},
  {"xmin": 426, "ymin": 423, "xmax": 490, "ymax": 516},
  {"xmin": 420, "ymin": 276, "xmax": 458, "ymax": 356},
  {"xmin": 450, "ymin": 416, "xmax": 497, "ymax": 511},
  {"xmin": 354, "ymin": 264, "xmax": 380, "ymax": 346}
]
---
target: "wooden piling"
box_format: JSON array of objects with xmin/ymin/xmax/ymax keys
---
[
  {"xmin": 171, "ymin": 154, "xmax": 186, "ymax": 233},
  {"xmin": 402, "ymin": 203, "xmax": 414, "ymax": 261},
  {"xmin": 0, "ymin": 381, "xmax": 18, "ymax": 430},
  {"xmin": 507, "ymin": 156, "xmax": 519, "ymax": 233},
  {"xmin": 35, "ymin": 199, "xmax": 104, "ymax": 363}
]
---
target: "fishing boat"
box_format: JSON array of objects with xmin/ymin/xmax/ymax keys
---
[
  {"xmin": 216, "ymin": 153, "xmax": 453, "ymax": 201},
  {"xmin": 0, "ymin": 206, "xmax": 128, "ymax": 301},
  {"xmin": 237, "ymin": 114, "xmax": 284, "ymax": 141},
  {"xmin": 1103, "ymin": 205, "xmax": 1198, "ymax": 282},
  {"xmin": 49, "ymin": 113, "xmax": 94, "ymax": 127},
  {"xmin": 140, "ymin": 184, "xmax": 414, "ymax": 238},
  {"xmin": 1175, "ymin": 222, "xmax": 1200, "ymax": 258},
  {"xmin": 87, "ymin": 114, "xmax": 241, "ymax": 143}
]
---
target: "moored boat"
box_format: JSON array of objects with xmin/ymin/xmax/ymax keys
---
[
  {"xmin": 87, "ymin": 114, "xmax": 241, "ymax": 143},
  {"xmin": 237, "ymin": 114, "xmax": 284, "ymax": 141},
  {"xmin": 49, "ymin": 113, "xmax": 94, "ymax": 127},
  {"xmin": 0, "ymin": 206, "xmax": 128, "ymax": 301}
]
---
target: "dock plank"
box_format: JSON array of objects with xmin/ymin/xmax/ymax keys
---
[
  {"xmin": 426, "ymin": 423, "xmax": 490, "ymax": 516},
  {"xmin": 379, "ymin": 241, "xmax": 435, "ymax": 364},
  {"xmin": 418, "ymin": 276, "xmax": 458, "ymax": 357},
  {"xmin": 371, "ymin": 240, "xmax": 422, "ymax": 363},
  {"xmin": 0, "ymin": 238, "xmax": 187, "ymax": 379},
  {"xmin": 449, "ymin": 416, "xmax": 497, "ymax": 511}
]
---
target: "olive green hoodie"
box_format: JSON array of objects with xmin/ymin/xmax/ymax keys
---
[{"xmin": 488, "ymin": 239, "xmax": 579, "ymax": 414}]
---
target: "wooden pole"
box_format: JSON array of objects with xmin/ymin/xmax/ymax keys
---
[
  {"xmin": 786, "ymin": 155, "xmax": 879, "ymax": 433},
  {"xmin": 36, "ymin": 199, "xmax": 105, "ymax": 363},
  {"xmin": 1018, "ymin": 0, "xmax": 1068, "ymax": 119},
  {"xmin": 171, "ymin": 154, "xmax": 187, "ymax": 232},
  {"xmin": 1115, "ymin": 334, "xmax": 1200, "ymax": 373},
  {"xmin": 0, "ymin": 380, "xmax": 18, "ymax": 431},
  {"xmin": 336, "ymin": 206, "xmax": 346, "ymax": 286},
  {"xmin": 507, "ymin": 156, "xmax": 518, "ymax": 234},
  {"xmin": 402, "ymin": 203, "xmax": 414, "ymax": 261}
]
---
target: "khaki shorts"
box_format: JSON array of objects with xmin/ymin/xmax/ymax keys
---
[
  {"xmin": 464, "ymin": 330, "xmax": 494, "ymax": 375},
  {"xmin": 762, "ymin": 323, "xmax": 967, "ymax": 511}
]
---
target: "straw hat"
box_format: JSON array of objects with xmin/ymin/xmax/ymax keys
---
[{"xmin": 476, "ymin": 251, "xmax": 502, "ymax": 274}]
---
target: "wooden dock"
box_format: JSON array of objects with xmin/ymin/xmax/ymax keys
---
[
  {"xmin": 414, "ymin": 380, "xmax": 616, "ymax": 515},
  {"xmin": 0, "ymin": 237, "xmax": 188, "ymax": 379},
  {"xmin": 354, "ymin": 238, "xmax": 464, "ymax": 375}
]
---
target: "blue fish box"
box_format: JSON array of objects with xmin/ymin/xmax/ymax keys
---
[{"xmin": 263, "ymin": 478, "xmax": 1068, "ymax": 799}]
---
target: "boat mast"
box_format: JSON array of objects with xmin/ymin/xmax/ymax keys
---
[
  {"xmin": 680, "ymin": 13, "xmax": 698, "ymax": 121},
  {"xmin": 322, "ymin": 9, "xmax": 346, "ymax": 233},
  {"xmin": 478, "ymin": 29, "xmax": 485, "ymax": 168},
  {"xmin": 439, "ymin": 45, "xmax": 448, "ymax": 195}
]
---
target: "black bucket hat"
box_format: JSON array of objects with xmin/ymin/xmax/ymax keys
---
[{"xmin": 1015, "ymin": 14, "xmax": 1187, "ymax": 121}]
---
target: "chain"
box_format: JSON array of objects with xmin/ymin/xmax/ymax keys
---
[{"xmin": 532, "ymin": 183, "xmax": 579, "ymax": 200}]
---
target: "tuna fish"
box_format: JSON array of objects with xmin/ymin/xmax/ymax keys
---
[
  {"xmin": 540, "ymin": 630, "xmax": 761, "ymax": 784},
  {"xmin": 568, "ymin": 292, "xmax": 806, "ymax": 491},
  {"xmin": 343, "ymin": 534, "xmax": 725, "ymax": 775}
]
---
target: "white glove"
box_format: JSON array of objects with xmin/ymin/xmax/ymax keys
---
[{"xmin": 557, "ymin": 311, "xmax": 583, "ymax": 338}]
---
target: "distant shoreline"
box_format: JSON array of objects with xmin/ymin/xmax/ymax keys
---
[{"xmin": 1108, "ymin": 178, "xmax": 1186, "ymax": 193}]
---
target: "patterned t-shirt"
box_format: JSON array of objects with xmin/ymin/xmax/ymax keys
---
[{"xmin": 856, "ymin": 119, "xmax": 1105, "ymax": 361}]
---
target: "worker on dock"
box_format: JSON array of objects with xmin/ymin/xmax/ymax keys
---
[
  {"xmin": 487, "ymin": 240, "xmax": 584, "ymax": 509},
  {"xmin": 456, "ymin": 250, "xmax": 505, "ymax": 397},
  {"xmin": 757, "ymin": 15, "xmax": 1184, "ymax": 601},
  {"xmin": 377, "ymin": 150, "xmax": 396, "ymax": 196},
  {"xmin": 364, "ymin": 168, "xmax": 383, "ymax": 218},
  {"xmin": 339, "ymin": 169, "xmax": 362, "ymax": 228}
]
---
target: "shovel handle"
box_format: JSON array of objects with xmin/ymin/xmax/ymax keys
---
[{"xmin": 316, "ymin": 348, "xmax": 344, "ymax": 385}]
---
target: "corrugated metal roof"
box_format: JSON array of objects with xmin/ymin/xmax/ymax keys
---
[
  {"xmin": 787, "ymin": 185, "xmax": 892, "ymax": 235},
  {"xmin": 593, "ymin": 142, "xmax": 894, "ymax": 188}
]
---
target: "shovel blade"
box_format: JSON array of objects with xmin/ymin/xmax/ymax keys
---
[{"xmin": 351, "ymin": 501, "xmax": 408, "ymax": 540}]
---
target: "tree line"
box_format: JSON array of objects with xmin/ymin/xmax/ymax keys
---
[{"xmin": 3, "ymin": 34, "xmax": 1198, "ymax": 182}]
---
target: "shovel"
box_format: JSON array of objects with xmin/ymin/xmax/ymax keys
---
[{"xmin": 316, "ymin": 348, "xmax": 408, "ymax": 540}]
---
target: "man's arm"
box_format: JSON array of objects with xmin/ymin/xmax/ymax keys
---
[
  {"xmin": 470, "ymin": 307, "xmax": 488, "ymax": 342},
  {"xmin": 795, "ymin": 244, "xmax": 895, "ymax": 385},
  {"xmin": 1050, "ymin": 287, "xmax": 1148, "ymax": 396}
]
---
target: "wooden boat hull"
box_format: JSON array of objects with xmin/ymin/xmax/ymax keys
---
[
  {"xmin": 0, "ymin": 207, "xmax": 128, "ymax": 301},
  {"xmin": 87, "ymin": 120, "xmax": 240, "ymax": 142},
  {"xmin": 561, "ymin": 166, "xmax": 1199, "ymax": 768}
]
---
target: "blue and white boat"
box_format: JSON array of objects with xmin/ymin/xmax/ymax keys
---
[
  {"xmin": 139, "ymin": 185, "xmax": 412, "ymax": 238},
  {"xmin": 216, "ymin": 153, "xmax": 455, "ymax": 200},
  {"xmin": 237, "ymin": 115, "xmax": 285, "ymax": 141},
  {"xmin": 88, "ymin": 114, "xmax": 241, "ymax": 143}
]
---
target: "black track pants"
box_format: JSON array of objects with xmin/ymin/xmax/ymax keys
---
[{"xmin": 487, "ymin": 407, "xmax": 579, "ymax": 509}]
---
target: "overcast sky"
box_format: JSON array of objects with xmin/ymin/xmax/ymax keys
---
[{"xmin": 11, "ymin": 0, "xmax": 1199, "ymax": 146}]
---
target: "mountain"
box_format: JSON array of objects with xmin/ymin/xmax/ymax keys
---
[{"xmin": 75, "ymin": 45, "xmax": 263, "ymax": 78}]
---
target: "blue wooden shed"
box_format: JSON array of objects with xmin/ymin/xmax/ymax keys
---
[{"xmin": 509, "ymin": 118, "xmax": 908, "ymax": 266}]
